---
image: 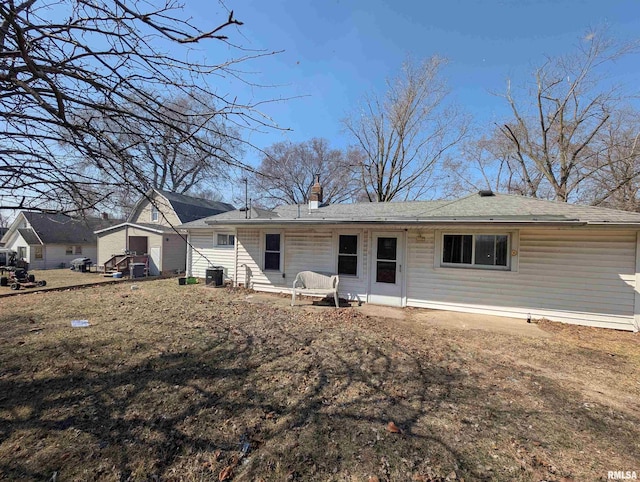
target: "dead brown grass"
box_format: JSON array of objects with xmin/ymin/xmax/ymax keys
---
[
  {"xmin": 0, "ymin": 268, "xmax": 124, "ymax": 296},
  {"xmin": 0, "ymin": 279, "xmax": 638, "ymax": 481}
]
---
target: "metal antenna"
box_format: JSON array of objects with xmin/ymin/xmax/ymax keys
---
[{"xmin": 242, "ymin": 178, "xmax": 248, "ymax": 219}]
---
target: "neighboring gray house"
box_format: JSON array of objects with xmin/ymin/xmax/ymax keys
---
[
  {"xmin": 0, "ymin": 212, "xmax": 120, "ymax": 269},
  {"xmin": 95, "ymin": 189, "xmax": 234, "ymax": 275},
  {"xmin": 181, "ymin": 183, "xmax": 640, "ymax": 332}
]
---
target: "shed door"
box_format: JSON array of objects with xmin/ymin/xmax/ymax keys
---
[
  {"xmin": 149, "ymin": 247, "xmax": 161, "ymax": 276},
  {"xmin": 369, "ymin": 232, "xmax": 404, "ymax": 306},
  {"xmin": 128, "ymin": 236, "xmax": 148, "ymax": 255}
]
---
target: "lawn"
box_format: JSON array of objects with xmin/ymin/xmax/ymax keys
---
[
  {"xmin": 0, "ymin": 268, "xmax": 124, "ymax": 296},
  {"xmin": 0, "ymin": 279, "xmax": 638, "ymax": 481}
]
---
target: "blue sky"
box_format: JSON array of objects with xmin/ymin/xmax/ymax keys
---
[{"xmin": 186, "ymin": 0, "xmax": 640, "ymax": 167}]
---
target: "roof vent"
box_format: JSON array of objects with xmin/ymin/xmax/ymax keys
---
[{"xmin": 478, "ymin": 190, "xmax": 495, "ymax": 197}]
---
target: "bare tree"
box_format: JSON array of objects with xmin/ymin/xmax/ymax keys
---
[
  {"xmin": 0, "ymin": 211, "xmax": 10, "ymax": 228},
  {"xmin": 578, "ymin": 108, "xmax": 640, "ymax": 210},
  {"xmin": 448, "ymin": 128, "xmax": 548, "ymax": 198},
  {"xmin": 0, "ymin": 0, "xmax": 275, "ymax": 215},
  {"xmin": 498, "ymin": 30, "xmax": 638, "ymax": 202},
  {"xmin": 247, "ymin": 138, "xmax": 359, "ymax": 208},
  {"xmin": 77, "ymin": 93, "xmax": 241, "ymax": 214},
  {"xmin": 343, "ymin": 57, "xmax": 468, "ymax": 202}
]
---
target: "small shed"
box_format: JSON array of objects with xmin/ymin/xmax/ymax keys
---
[{"xmin": 95, "ymin": 189, "xmax": 234, "ymax": 275}]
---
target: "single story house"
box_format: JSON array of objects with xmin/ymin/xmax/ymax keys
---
[
  {"xmin": 180, "ymin": 181, "xmax": 640, "ymax": 332},
  {"xmin": 95, "ymin": 189, "xmax": 234, "ymax": 275},
  {"xmin": 0, "ymin": 211, "xmax": 120, "ymax": 270}
]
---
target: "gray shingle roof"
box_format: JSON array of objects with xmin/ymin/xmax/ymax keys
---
[
  {"xmin": 180, "ymin": 192, "xmax": 640, "ymax": 228},
  {"xmin": 179, "ymin": 206, "xmax": 277, "ymax": 227},
  {"xmin": 156, "ymin": 190, "xmax": 235, "ymax": 224},
  {"xmin": 23, "ymin": 212, "xmax": 123, "ymax": 244},
  {"xmin": 17, "ymin": 228, "xmax": 42, "ymax": 245}
]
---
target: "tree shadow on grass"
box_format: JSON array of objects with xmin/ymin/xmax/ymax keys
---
[{"xmin": 0, "ymin": 303, "xmax": 638, "ymax": 481}]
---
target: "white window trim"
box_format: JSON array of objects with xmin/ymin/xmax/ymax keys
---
[
  {"xmin": 151, "ymin": 206, "xmax": 159, "ymax": 222},
  {"xmin": 434, "ymin": 229, "xmax": 519, "ymax": 272},
  {"xmin": 334, "ymin": 230, "xmax": 363, "ymax": 279},
  {"xmin": 215, "ymin": 232, "xmax": 235, "ymax": 248},
  {"xmin": 261, "ymin": 230, "xmax": 284, "ymax": 272}
]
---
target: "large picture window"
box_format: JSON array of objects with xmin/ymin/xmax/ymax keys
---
[
  {"xmin": 337, "ymin": 234, "xmax": 358, "ymax": 276},
  {"xmin": 442, "ymin": 234, "xmax": 509, "ymax": 269},
  {"xmin": 264, "ymin": 233, "xmax": 281, "ymax": 271}
]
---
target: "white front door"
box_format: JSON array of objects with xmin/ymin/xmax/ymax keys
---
[
  {"xmin": 149, "ymin": 246, "xmax": 161, "ymax": 276},
  {"xmin": 369, "ymin": 232, "xmax": 404, "ymax": 306}
]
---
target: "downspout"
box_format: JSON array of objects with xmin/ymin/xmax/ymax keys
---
[
  {"xmin": 233, "ymin": 228, "xmax": 238, "ymax": 286},
  {"xmin": 185, "ymin": 232, "xmax": 191, "ymax": 277}
]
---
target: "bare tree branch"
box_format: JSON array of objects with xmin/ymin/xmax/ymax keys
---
[
  {"xmin": 0, "ymin": 0, "xmax": 279, "ymax": 215},
  {"xmin": 343, "ymin": 57, "xmax": 468, "ymax": 202},
  {"xmin": 246, "ymin": 138, "xmax": 360, "ymax": 209},
  {"xmin": 497, "ymin": 29, "xmax": 638, "ymax": 202}
]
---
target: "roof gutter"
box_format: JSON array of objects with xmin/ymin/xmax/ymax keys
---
[
  {"xmin": 202, "ymin": 218, "xmax": 590, "ymax": 227},
  {"xmin": 584, "ymin": 221, "xmax": 640, "ymax": 227}
]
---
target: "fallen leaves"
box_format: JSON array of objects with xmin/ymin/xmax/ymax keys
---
[
  {"xmin": 386, "ymin": 421, "xmax": 402, "ymax": 434},
  {"xmin": 218, "ymin": 465, "xmax": 233, "ymax": 481}
]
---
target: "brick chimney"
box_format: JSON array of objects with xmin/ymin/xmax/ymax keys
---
[{"xmin": 309, "ymin": 174, "xmax": 323, "ymax": 210}]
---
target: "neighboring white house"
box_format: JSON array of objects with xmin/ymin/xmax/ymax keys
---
[
  {"xmin": 180, "ymin": 181, "xmax": 640, "ymax": 332},
  {"xmin": 95, "ymin": 189, "xmax": 234, "ymax": 275},
  {"xmin": 0, "ymin": 212, "xmax": 120, "ymax": 269}
]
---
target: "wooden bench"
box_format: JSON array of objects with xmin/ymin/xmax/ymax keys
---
[{"xmin": 291, "ymin": 271, "xmax": 340, "ymax": 308}]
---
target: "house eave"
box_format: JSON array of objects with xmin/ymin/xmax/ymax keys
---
[
  {"xmin": 584, "ymin": 221, "xmax": 640, "ymax": 227},
  {"xmin": 199, "ymin": 218, "xmax": 592, "ymax": 228},
  {"xmin": 94, "ymin": 222, "xmax": 169, "ymax": 235}
]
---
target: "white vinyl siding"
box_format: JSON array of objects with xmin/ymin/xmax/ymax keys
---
[
  {"xmin": 133, "ymin": 195, "xmax": 180, "ymax": 227},
  {"xmin": 234, "ymin": 227, "xmax": 369, "ymax": 302},
  {"xmin": 195, "ymin": 224, "xmax": 639, "ymax": 331},
  {"xmin": 406, "ymin": 228, "xmax": 638, "ymax": 331},
  {"xmin": 162, "ymin": 233, "xmax": 187, "ymax": 274},
  {"xmin": 285, "ymin": 230, "xmax": 333, "ymax": 276},
  {"xmin": 97, "ymin": 230, "xmax": 127, "ymax": 266},
  {"xmin": 33, "ymin": 244, "xmax": 97, "ymax": 270},
  {"xmin": 236, "ymin": 228, "xmax": 263, "ymax": 288},
  {"xmin": 188, "ymin": 230, "xmax": 235, "ymax": 280}
]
